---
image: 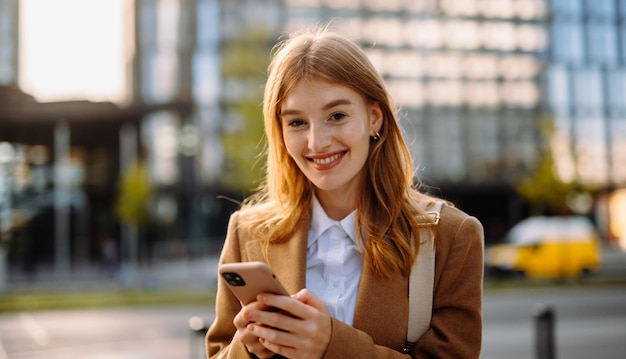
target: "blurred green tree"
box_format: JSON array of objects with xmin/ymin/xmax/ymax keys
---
[
  {"xmin": 516, "ymin": 114, "xmax": 595, "ymax": 215},
  {"xmin": 517, "ymin": 149, "xmax": 572, "ymax": 215},
  {"xmin": 220, "ymin": 29, "xmax": 272, "ymax": 194},
  {"xmin": 115, "ymin": 160, "xmax": 152, "ymax": 227}
]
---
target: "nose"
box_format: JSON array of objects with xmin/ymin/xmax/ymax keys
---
[{"xmin": 308, "ymin": 123, "xmax": 331, "ymax": 151}]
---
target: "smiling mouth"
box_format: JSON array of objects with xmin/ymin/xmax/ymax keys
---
[{"xmin": 309, "ymin": 152, "xmax": 344, "ymax": 165}]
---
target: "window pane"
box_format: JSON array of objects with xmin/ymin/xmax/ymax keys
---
[
  {"xmin": 144, "ymin": 112, "xmax": 180, "ymax": 185},
  {"xmin": 386, "ymin": 51, "xmax": 424, "ymax": 78},
  {"xmin": 387, "ymin": 79, "xmax": 424, "ymax": 108},
  {"xmin": 481, "ymin": 22, "xmax": 516, "ymax": 51},
  {"xmin": 573, "ymin": 68, "xmax": 603, "ymax": 111},
  {"xmin": 462, "ymin": 54, "xmax": 498, "ymax": 80},
  {"xmin": 585, "ymin": 0, "xmax": 615, "ymax": 19},
  {"xmin": 425, "ymin": 53, "xmax": 462, "ymax": 79},
  {"xmin": 609, "ymin": 117, "xmax": 626, "ymax": 184},
  {"xmin": 587, "ymin": 23, "xmax": 617, "ymax": 66},
  {"xmin": 574, "ymin": 116, "xmax": 608, "ymax": 184},
  {"xmin": 197, "ymin": 0, "xmax": 220, "ymax": 47},
  {"xmin": 193, "ymin": 51, "xmax": 220, "ymax": 106},
  {"xmin": 466, "ymin": 110, "xmax": 499, "ymax": 179},
  {"xmin": 552, "ymin": 22, "xmax": 584, "ymax": 65},
  {"xmin": 501, "ymin": 81, "xmax": 539, "ymax": 108},
  {"xmin": 516, "ymin": 23, "xmax": 548, "ymax": 52},
  {"xmin": 499, "ymin": 55, "xmax": 541, "ymax": 80},
  {"xmin": 441, "ymin": 0, "xmax": 478, "ymax": 17},
  {"xmin": 606, "ymin": 69, "xmax": 626, "ymax": 110},
  {"xmin": 443, "ymin": 20, "xmax": 479, "ymax": 50},
  {"xmin": 427, "ymin": 80, "xmax": 463, "ymax": 106},
  {"xmin": 551, "ymin": 0, "xmax": 582, "ymax": 18},
  {"xmin": 464, "ymin": 81, "xmax": 499, "ymax": 108},
  {"xmin": 405, "ymin": 19, "xmax": 442, "ymax": 49},
  {"xmin": 551, "ymin": 118, "xmax": 577, "ymax": 183},
  {"xmin": 429, "ymin": 110, "xmax": 466, "ymax": 181},
  {"xmin": 516, "ymin": 0, "xmax": 547, "ymax": 20},
  {"xmin": 546, "ymin": 65, "xmax": 570, "ymax": 110}
]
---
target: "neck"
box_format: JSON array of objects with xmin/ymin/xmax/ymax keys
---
[{"xmin": 315, "ymin": 188, "xmax": 357, "ymax": 221}]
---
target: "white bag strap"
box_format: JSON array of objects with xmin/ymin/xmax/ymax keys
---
[{"xmin": 403, "ymin": 201, "xmax": 444, "ymax": 354}]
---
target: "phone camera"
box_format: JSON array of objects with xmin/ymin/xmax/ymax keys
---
[{"xmin": 222, "ymin": 272, "xmax": 246, "ymax": 286}]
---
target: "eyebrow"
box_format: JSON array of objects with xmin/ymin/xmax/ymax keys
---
[{"xmin": 280, "ymin": 98, "xmax": 353, "ymax": 117}]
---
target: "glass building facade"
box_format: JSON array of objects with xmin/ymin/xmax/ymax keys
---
[
  {"xmin": 0, "ymin": 0, "xmax": 18, "ymax": 85},
  {"xmin": 284, "ymin": 0, "xmax": 547, "ymax": 187},
  {"xmin": 2, "ymin": 0, "xmax": 626, "ymax": 271},
  {"xmin": 4, "ymin": 0, "xmax": 625, "ymax": 190}
]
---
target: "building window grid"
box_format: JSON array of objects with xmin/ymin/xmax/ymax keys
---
[
  {"xmin": 133, "ymin": 0, "xmax": 626, "ymax": 186},
  {"xmin": 608, "ymin": 116, "xmax": 626, "ymax": 183},
  {"xmin": 547, "ymin": 0, "xmax": 626, "ymax": 186},
  {"xmin": 281, "ymin": 2, "xmax": 549, "ymax": 184}
]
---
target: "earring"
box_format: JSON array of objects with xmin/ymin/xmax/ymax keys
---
[{"xmin": 371, "ymin": 132, "xmax": 381, "ymax": 141}]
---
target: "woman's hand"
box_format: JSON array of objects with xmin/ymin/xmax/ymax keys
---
[
  {"xmin": 233, "ymin": 300, "xmax": 277, "ymax": 358},
  {"xmin": 241, "ymin": 289, "xmax": 332, "ymax": 359}
]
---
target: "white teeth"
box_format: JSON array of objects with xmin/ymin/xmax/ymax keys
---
[{"xmin": 313, "ymin": 153, "xmax": 341, "ymax": 165}]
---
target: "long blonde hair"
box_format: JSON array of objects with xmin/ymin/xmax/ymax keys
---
[{"xmin": 240, "ymin": 27, "xmax": 436, "ymax": 277}]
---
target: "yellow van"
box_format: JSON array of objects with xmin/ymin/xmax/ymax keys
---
[{"xmin": 485, "ymin": 216, "xmax": 602, "ymax": 279}]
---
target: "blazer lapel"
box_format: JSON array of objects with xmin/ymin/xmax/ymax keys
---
[
  {"xmin": 243, "ymin": 214, "xmax": 408, "ymax": 350},
  {"xmin": 245, "ymin": 217, "xmax": 310, "ymax": 295},
  {"xmin": 353, "ymin": 258, "xmax": 409, "ymax": 350}
]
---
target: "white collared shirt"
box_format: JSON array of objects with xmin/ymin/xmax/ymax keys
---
[{"xmin": 306, "ymin": 196, "xmax": 363, "ymax": 326}]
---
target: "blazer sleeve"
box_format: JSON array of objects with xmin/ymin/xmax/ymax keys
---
[
  {"xmin": 206, "ymin": 211, "xmax": 256, "ymax": 359},
  {"xmin": 413, "ymin": 212, "xmax": 485, "ymax": 358},
  {"xmin": 206, "ymin": 207, "xmax": 484, "ymax": 359},
  {"xmin": 318, "ymin": 210, "xmax": 484, "ymax": 359}
]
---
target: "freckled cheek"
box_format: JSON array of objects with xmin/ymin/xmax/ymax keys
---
[{"xmin": 282, "ymin": 135, "xmax": 301, "ymax": 161}]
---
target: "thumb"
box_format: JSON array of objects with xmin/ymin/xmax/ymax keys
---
[{"xmin": 292, "ymin": 288, "xmax": 328, "ymax": 313}]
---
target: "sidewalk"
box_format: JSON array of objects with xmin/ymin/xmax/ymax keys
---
[
  {"xmin": 3, "ymin": 245, "xmax": 626, "ymax": 295},
  {"xmin": 2, "ymin": 256, "xmax": 221, "ymax": 295},
  {"xmin": 599, "ymin": 245, "xmax": 626, "ymax": 276}
]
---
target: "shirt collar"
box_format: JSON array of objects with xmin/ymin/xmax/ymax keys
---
[{"xmin": 308, "ymin": 195, "xmax": 358, "ymax": 248}]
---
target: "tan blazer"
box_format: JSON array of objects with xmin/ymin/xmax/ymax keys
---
[{"xmin": 207, "ymin": 203, "xmax": 484, "ymax": 358}]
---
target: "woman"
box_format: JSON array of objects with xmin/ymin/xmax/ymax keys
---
[{"xmin": 206, "ymin": 27, "xmax": 484, "ymax": 358}]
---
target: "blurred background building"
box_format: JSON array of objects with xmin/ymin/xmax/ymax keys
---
[{"xmin": 0, "ymin": 0, "xmax": 625, "ymax": 286}]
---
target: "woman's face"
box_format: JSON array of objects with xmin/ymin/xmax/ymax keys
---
[{"xmin": 280, "ymin": 78, "xmax": 382, "ymax": 199}]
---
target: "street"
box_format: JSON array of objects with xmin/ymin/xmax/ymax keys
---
[
  {"xmin": 481, "ymin": 286, "xmax": 626, "ymax": 359},
  {"xmin": 1, "ymin": 286, "xmax": 625, "ymax": 358},
  {"xmin": 0, "ymin": 305, "xmax": 212, "ymax": 359}
]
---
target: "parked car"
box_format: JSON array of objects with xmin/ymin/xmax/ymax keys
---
[{"xmin": 485, "ymin": 216, "xmax": 602, "ymax": 279}]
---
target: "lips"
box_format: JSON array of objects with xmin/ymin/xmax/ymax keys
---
[{"xmin": 308, "ymin": 152, "xmax": 345, "ymax": 168}]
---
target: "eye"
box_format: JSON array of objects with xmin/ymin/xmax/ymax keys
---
[
  {"xmin": 329, "ymin": 112, "xmax": 346, "ymax": 122},
  {"xmin": 287, "ymin": 119, "xmax": 307, "ymax": 128}
]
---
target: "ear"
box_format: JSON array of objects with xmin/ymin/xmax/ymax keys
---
[{"xmin": 368, "ymin": 102, "xmax": 383, "ymax": 135}]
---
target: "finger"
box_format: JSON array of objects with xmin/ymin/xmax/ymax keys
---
[
  {"xmin": 252, "ymin": 295, "xmax": 332, "ymax": 358},
  {"xmin": 250, "ymin": 301, "xmax": 329, "ymax": 347},
  {"xmin": 257, "ymin": 293, "xmax": 304, "ymax": 319},
  {"xmin": 247, "ymin": 336, "xmax": 275, "ymax": 358},
  {"xmin": 233, "ymin": 311, "xmax": 249, "ymax": 329},
  {"xmin": 238, "ymin": 300, "xmax": 271, "ymax": 323},
  {"xmin": 246, "ymin": 307, "xmax": 300, "ymax": 334},
  {"xmin": 250, "ymin": 322, "xmax": 296, "ymax": 350},
  {"xmin": 259, "ymin": 337, "xmax": 293, "ymax": 358},
  {"xmin": 291, "ymin": 289, "xmax": 329, "ymax": 313},
  {"xmin": 234, "ymin": 323, "xmax": 276, "ymax": 358}
]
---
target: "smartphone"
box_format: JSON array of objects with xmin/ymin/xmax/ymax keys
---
[{"xmin": 218, "ymin": 261, "xmax": 290, "ymax": 305}]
